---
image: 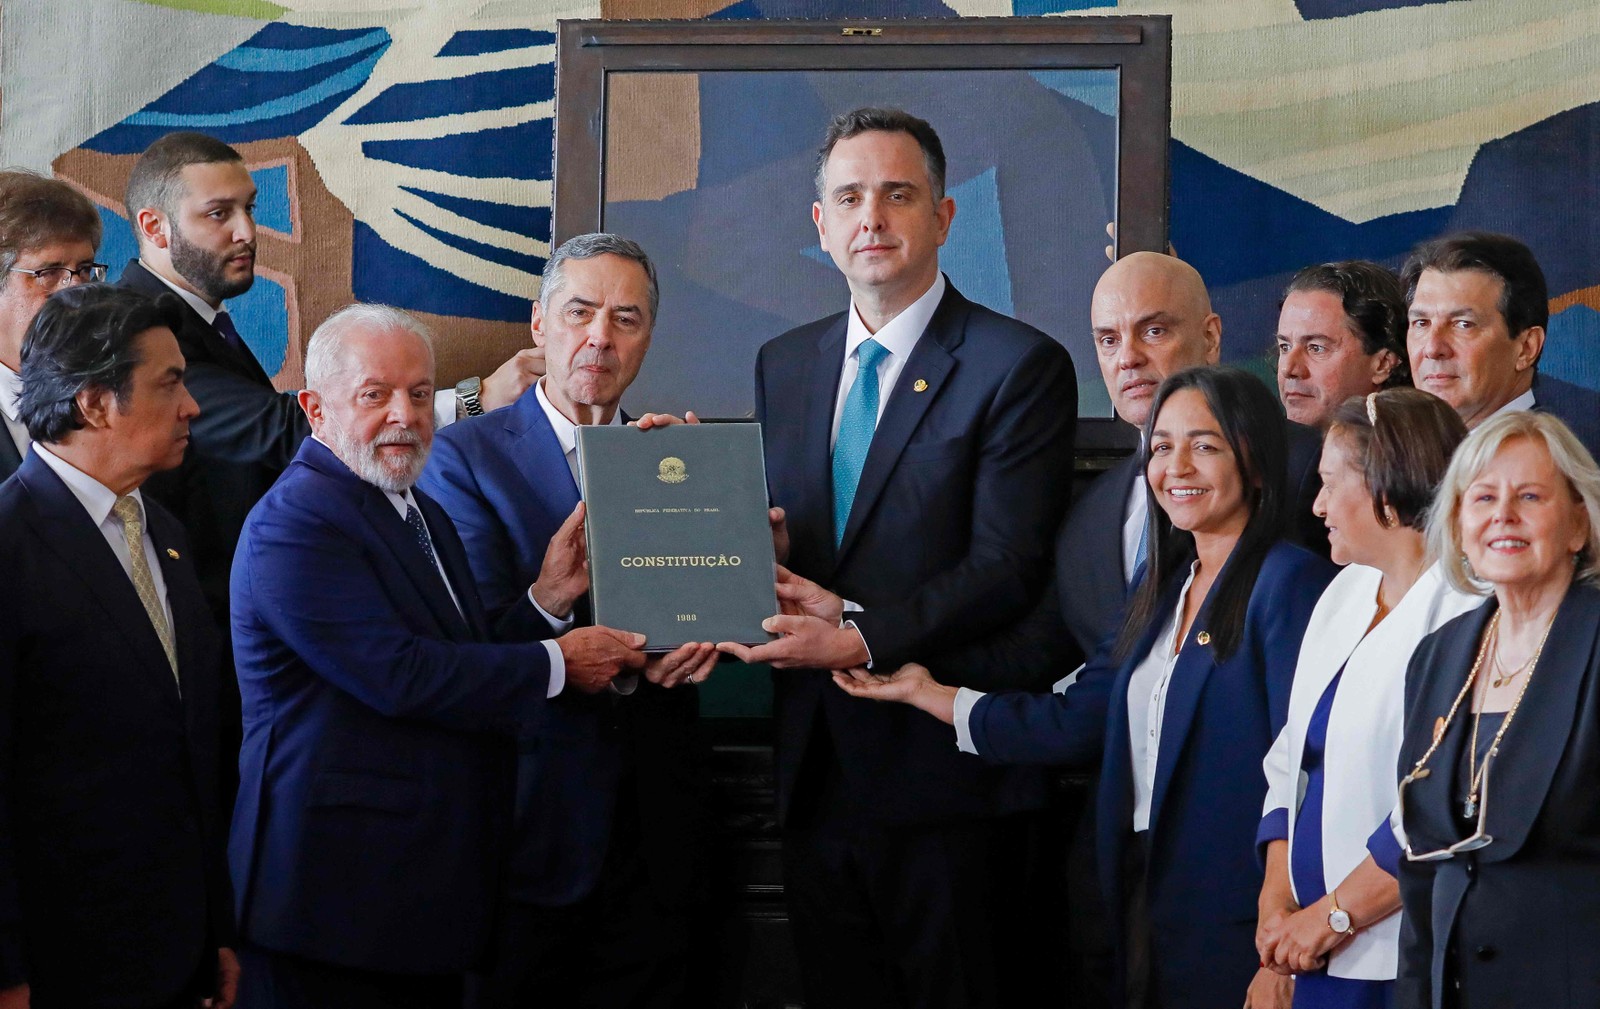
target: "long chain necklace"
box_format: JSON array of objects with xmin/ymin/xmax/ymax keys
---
[
  {"xmin": 1463, "ymin": 610, "xmax": 1556, "ymax": 818},
  {"xmin": 1489, "ymin": 627, "xmax": 1538, "ymax": 688}
]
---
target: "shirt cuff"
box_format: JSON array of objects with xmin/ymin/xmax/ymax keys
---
[
  {"xmin": 541, "ymin": 640, "xmax": 564, "ymax": 698},
  {"xmin": 527, "ymin": 586, "xmax": 576, "ymax": 633},
  {"xmin": 953, "ymin": 687, "xmax": 986, "ymax": 755},
  {"xmin": 433, "ymin": 388, "xmax": 457, "ymax": 430},
  {"xmin": 1367, "ymin": 816, "xmax": 1404, "ymax": 878},
  {"xmin": 1257, "ymin": 807, "xmax": 1290, "ymax": 848},
  {"xmin": 841, "ymin": 618, "xmax": 873, "ymax": 670}
]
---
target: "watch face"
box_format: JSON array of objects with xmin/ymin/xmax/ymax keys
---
[{"xmin": 1329, "ymin": 909, "xmax": 1352, "ymax": 934}]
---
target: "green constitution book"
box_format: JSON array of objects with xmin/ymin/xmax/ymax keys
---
[{"xmin": 576, "ymin": 423, "xmax": 778, "ymax": 652}]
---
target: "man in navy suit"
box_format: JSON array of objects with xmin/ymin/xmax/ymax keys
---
[
  {"xmin": 229, "ymin": 303, "xmax": 648, "ymax": 1008},
  {"xmin": 420, "ymin": 233, "xmax": 715, "ymax": 1009},
  {"xmin": 0, "ymin": 285, "xmax": 235, "ymax": 1008},
  {"xmin": 0, "ymin": 169, "xmax": 105, "ymax": 482},
  {"xmin": 1403, "ymin": 230, "xmax": 1600, "ymax": 455},
  {"xmin": 719, "ymin": 107, "xmax": 1077, "ymax": 1008}
]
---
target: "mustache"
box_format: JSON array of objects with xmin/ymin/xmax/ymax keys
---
[{"xmin": 371, "ymin": 429, "xmax": 423, "ymax": 449}]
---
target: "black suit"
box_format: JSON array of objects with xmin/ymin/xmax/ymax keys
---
[
  {"xmin": 0, "ymin": 453, "xmax": 231, "ymax": 1008},
  {"xmin": 757, "ymin": 280, "xmax": 1075, "ymax": 1007},
  {"xmin": 119, "ymin": 260, "xmax": 309, "ymax": 621},
  {"xmin": 1396, "ymin": 584, "xmax": 1600, "ymax": 1009}
]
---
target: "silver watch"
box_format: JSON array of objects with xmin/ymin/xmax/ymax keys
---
[{"xmin": 455, "ymin": 376, "xmax": 485, "ymax": 417}]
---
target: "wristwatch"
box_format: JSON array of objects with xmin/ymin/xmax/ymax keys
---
[
  {"xmin": 455, "ymin": 376, "xmax": 485, "ymax": 418},
  {"xmin": 1327, "ymin": 890, "xmax": 1354, "ymax": 935}
]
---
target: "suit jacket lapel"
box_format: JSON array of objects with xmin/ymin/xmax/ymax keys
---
[
  {"xmin": 0, "ymin": 432, "xmax": 21, "ymax": 481},
  {"xmin": 1399, "ymin": 604, "xmax": 1494, "ymax": 855},
  {"xmin": 1480, "ymin": 586, "xmax": 1600, "ymax": 861},
  {"xmin": 17, "ymin": 458, "xmax": 182, "ymax": 706},
  {"xmin": 1147, "ymin": 553, "xmax": 1245, "ymax": 831},
  {"xmin": 802, "ymin": 318, "xmax": 848, "ymax": 577},
  {"xmin": 122, "ymin": 259, "xmax": 272, "ymax": 384},
  {"xmin": 416, "ymin": 492, "xmax": 488, "ymax": 641},
  {"xmin": 510, "ymin": 394, "xmax": 581, "ymax": 520},
  {"xmin": 1106, "ymin": 455, "xmax": 1142, "ymax": 586},
  {"xmin": 360, "ymin": 491, "xmax": 474, "ymax": 642},
  {"xmin": 837, "ymin": 289, "xmax": 965, "ymax": 559}
]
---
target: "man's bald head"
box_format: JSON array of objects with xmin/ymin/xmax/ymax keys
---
[{"xmin": 1091, "ymin": 252, "xmax": 1221, "ymax": 427}]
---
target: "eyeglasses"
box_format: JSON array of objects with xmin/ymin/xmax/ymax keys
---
[
  {"xmin": 7, "ymin": 263, "xmax": 109, "ymax": 289},
  {"xmin": 1399, "ymin": 750, "xmax": 1494, "ymax": 862}
]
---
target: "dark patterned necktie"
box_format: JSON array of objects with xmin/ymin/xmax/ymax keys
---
[
  {"xmin": 405, "ymin": 503, "xmax": 439, "ymax": 566},
  {"xmin": 213, "ymin": 311, "xmax": 253, "ymax": 362}
]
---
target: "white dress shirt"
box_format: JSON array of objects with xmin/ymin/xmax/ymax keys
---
[
  {"xmin": 828, "ymin": 273, "xmax": 945, "ymax": 448},
  {"xmin": 1121, "ymin": 443, "xmax": 1150, "ymax": 583},
  {"xmin": 34, "ymin": 444, "xmax": 172, "ymax": 629},
  {"xmin": 138, "ymin": 259, "xmax": 461, "ymax": 429},
  {"xmin": 1125, "ymin": 562, "xmax": 1199, "ymax": 832},
  {"xmin": 0, "ymin": 362, "xmax": 29, "ymax": 459},
  {"xmin": 1490, "ymin": 387, "xmax": 1537, "ymax": 420}
]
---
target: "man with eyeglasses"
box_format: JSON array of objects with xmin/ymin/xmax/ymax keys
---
[{"xmin": 0, "ymin": 169, "xmax": 106, "ymax": 481}]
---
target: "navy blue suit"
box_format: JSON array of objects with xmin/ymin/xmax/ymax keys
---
[
  {"xmin": 229, "ymin": 438, "xmax": 556, "ymax": 982},
  {"xmin": 0, "ymin": 453, "xmax": 231, "ymax": 1009},
  {"xmin": 420, "ymin": 390, "xmax": 707, "ymax": 1007},
  {"xmin": 0, "ymin": 431, "xmax": 20, "ymax": 483},
  {"xmin": 967, "ymin": 542, "xmax": 1337, "ymax": 1009},
  {"xmin": 758, "ymin": 280, "xmax": 1076, "ymax": 1007},
  {"xmin": 1532, "ymin": 372, "xmax": 1600, "ymax": 459}
]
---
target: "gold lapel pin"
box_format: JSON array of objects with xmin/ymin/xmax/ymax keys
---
[
  {"xmin": 913, "ymin": 379, "xmax": 929, "ymax": 393},
  {"xmin": 1195, "ymin": 631, "xmax": 1211, "ymax": 646},
  {"xmin": 166, "ymin": 548, "xmax": 180, "ymax": 560}
]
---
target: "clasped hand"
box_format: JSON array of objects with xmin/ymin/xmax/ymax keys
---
[
  {"xmin": 716, "ymin": 566, "xmax": 866, "ymax": 669},
  {"xmin": 1256, "ymin": 897, "xmax": 1348, "ymax": 975}
]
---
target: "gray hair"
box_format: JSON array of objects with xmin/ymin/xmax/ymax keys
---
[
  {"xmin": 538, "ymin": 233, "xmax": 659, "ymax": 322},
  {"xmin": 304, "ymin": 303, "xmax": 434, "ymax": 394},
  {"xmin": 1427, "ymin": 410, "xmax": 1600, "ymax": 594}
]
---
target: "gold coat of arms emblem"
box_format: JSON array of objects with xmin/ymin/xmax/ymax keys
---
[{"xmin": 657, "ymin": 456, "xmax": 687, "ymax": 484}]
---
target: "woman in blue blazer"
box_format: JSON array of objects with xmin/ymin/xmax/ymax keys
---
[{"xmin": 836, "ymin": 367, "xmax": 1338, "ymax": 1009}]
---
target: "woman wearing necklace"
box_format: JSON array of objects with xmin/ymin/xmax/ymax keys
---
[
  {"xmin": 1253, "ymin": 389, "xmax": 1473, "ymax": 1009},
  {"xmin": 830, "ymin": 367, "xmax": 1338, "ymax": 1009},
  {"xmin": 1392, "ymin": 411, "xmax": 1600, "ymax": 1009}
]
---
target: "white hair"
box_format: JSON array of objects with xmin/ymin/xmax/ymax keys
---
[
  {"xmin": 303, "ymin": 303, "xmax": 434, "ymax": 394},
  {"xmin": 1427, "ymin": 410, "xmax": 1600, "ymax": 594}
]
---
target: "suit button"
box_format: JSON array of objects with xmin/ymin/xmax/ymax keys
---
[{"xmin": 1475, "ymin": 945, "xmax": 1496, "ymax": 962}]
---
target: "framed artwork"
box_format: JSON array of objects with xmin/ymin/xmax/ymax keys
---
[{"xmin": 553, "ymin": 16, "xmax": 1170, "ymax": 446}]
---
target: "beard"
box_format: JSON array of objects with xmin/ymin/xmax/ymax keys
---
[
  {"xmin": 322, "ymin": 413, "xmax": 430, "ymax": 493},
  {"xmin": 169, "ymin": 223, "xmax": 255, "ymax": 302}
]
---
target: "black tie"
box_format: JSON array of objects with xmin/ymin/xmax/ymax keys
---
[{"xmin": 213, "ymin": 311, "xmax": 253, "ymax": 362}]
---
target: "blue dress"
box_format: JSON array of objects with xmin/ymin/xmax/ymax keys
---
[{"xmin": 1286, "ymin": 670, "xmax": 1394, "ymax": 1009}]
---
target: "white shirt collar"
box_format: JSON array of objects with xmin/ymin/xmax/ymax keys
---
[
  {"xmin": 844, "ymin": 273, "xmax": 945, "ymax": 362},
  {"xmin": 139, "ymin": 259, "xmax": 222, "ymax": 325},
  {"xmin": 33, "ymin": 442, "xmax": 141, "ymax": 528},
  {"xmin": 1491, "ymin": 387, "xmax": 1537, "ymax": 419},
  {"xmin": 533, "ymin": 377, "xmax": 623, "ymax": 459},
  {"xmin": 0, "ymin": 361, "xmax": 19, "ymax": 423}
]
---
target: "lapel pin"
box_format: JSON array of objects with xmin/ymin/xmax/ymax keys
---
[
  {"xmin": 1195, "ymin": 631, "xmax": 1211, "ymax": 646},
  {"xmin": 913, "ymin": 379, "xmax": 929, "ymax": 393},
  {"xmin": 166, "ymin": 548, "xmax": 180, "ymax": 560}
]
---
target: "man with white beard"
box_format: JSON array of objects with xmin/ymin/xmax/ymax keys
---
[{"xmin": 227, "ymin": 303, "xmax": 648, "ymax": 1009}]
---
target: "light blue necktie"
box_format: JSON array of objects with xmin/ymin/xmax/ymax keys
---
[{"xmin": 832, "ymin": 338, "xmax": 890, "ymax": 545}]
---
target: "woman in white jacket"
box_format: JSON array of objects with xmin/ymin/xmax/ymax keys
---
[{"xmin": 1255, "ymin": 389, "xmax": 1473, "ymax": 1008}]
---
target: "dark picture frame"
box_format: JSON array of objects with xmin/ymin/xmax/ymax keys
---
[{"xmin": 552, "ymin": 16, "xmax": 1171, "ymax": 448}]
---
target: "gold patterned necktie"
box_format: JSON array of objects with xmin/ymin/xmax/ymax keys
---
[{"xmin": 112, "ymin": 496, "xmax": 180, "ymax": 687}]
